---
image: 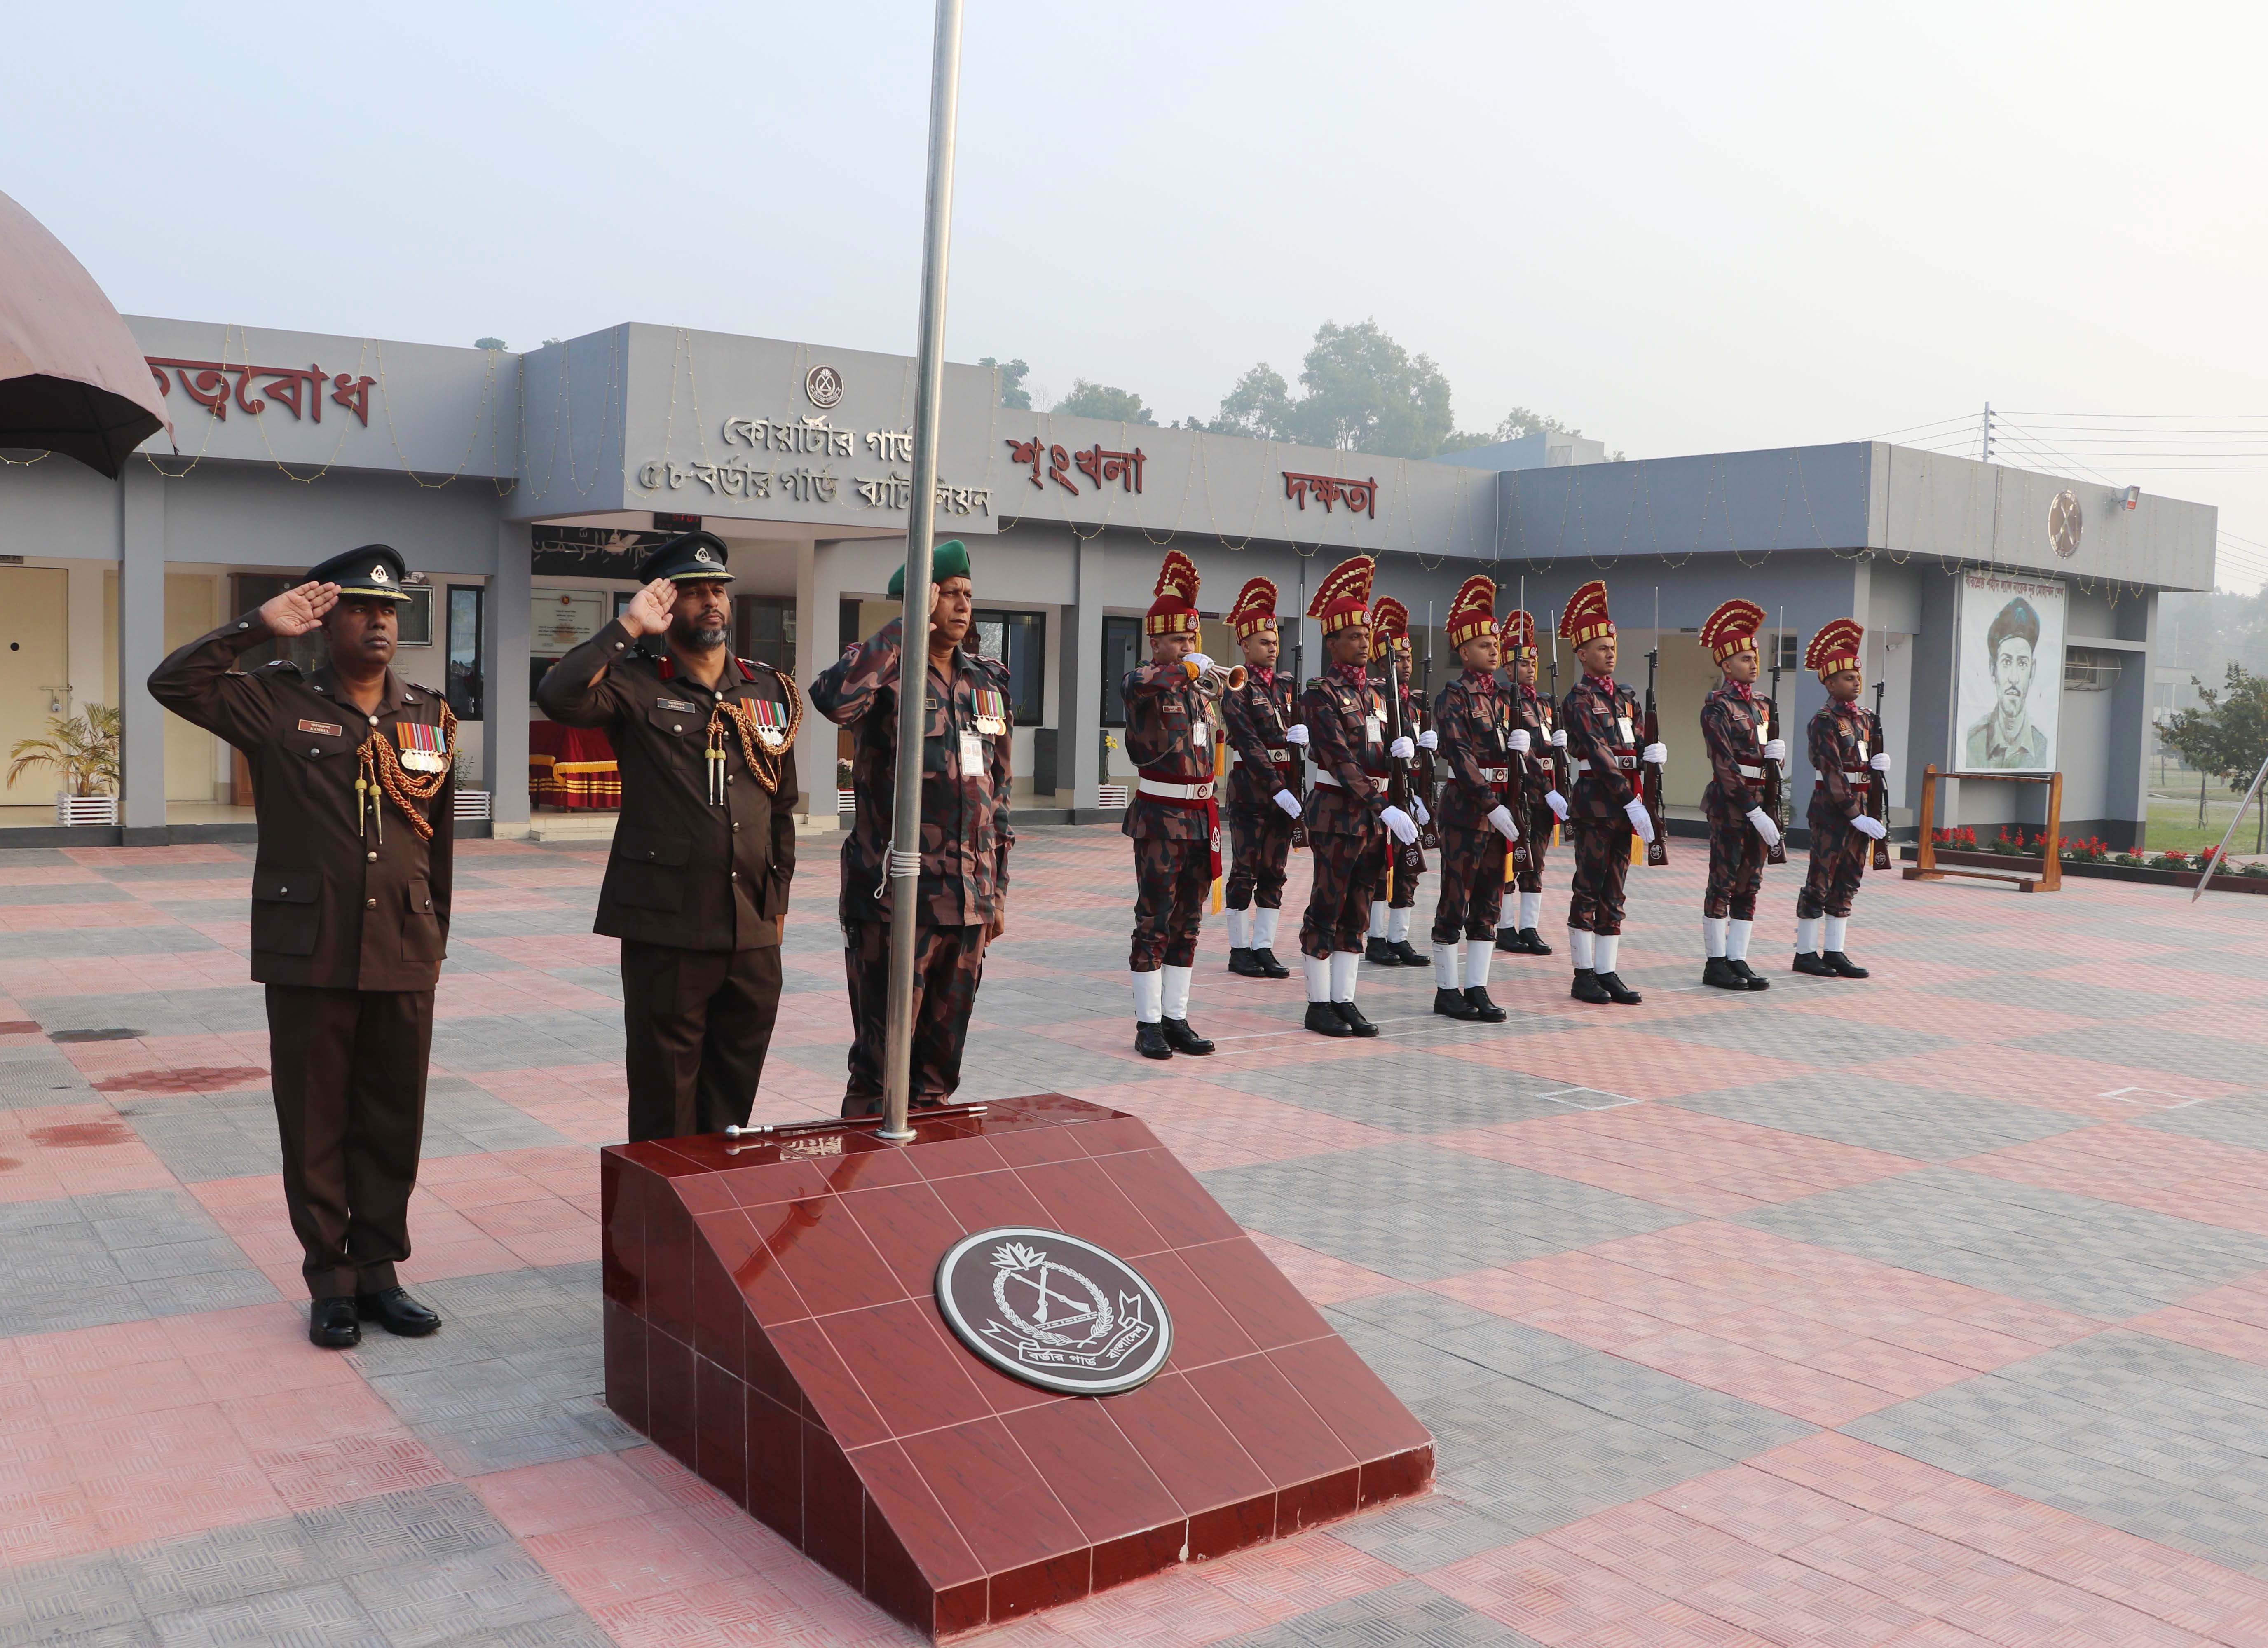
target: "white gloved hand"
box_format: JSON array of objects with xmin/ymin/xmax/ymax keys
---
[
  {"xmin": 1185, "ymin": 653, "xmax": 1214, "ymax": 676},
  {"xmin": 1762, "ymin": 738, "xmax": 1787, "ymax": 763},
  {"xmin": 1642, "ymin": 742, "xmax": 1668, "ymax": 766},
  {"xmin": 1389, "ymin": 736, "xmax": 1415, "ymax": 761},
  {"xmin": 1284, "ymin": 722, "xmax": 1310, "ymax": 747},
  {"xmin": 1413, "ymin": 798, "xmax": 1431, "ymax": 827},
  {"xmin": 1870, "ymin": 751, "xmax": 1891, "ymax": 772},
  {"xmin": 1851, "ymin": 812, "xmax": 1888, "ymax": 840},
  {"xmin": 1380, "ymin": 805, "xmax": 1419, "ymax": 845},
  {"xmin": 1486, "ymin": 804, "xmax": 1519, "ymax": 842},
  {"xmin": 1418, "ymin": 729, "xmax": 1438, "ymax": 751},
  {"xmin": 1508, "ymin": 728, "xmax": 1531, "ymax": 754},
  {"xmin": 1545, "ymin": 789, "xmax": 1570, "ymax": 822},
  {"xmin": 1551, "ymin": 728, "xmax": 1568, "ymax": 749},
  {"xmin": 1746, "ymin": 806, "xmax": 1782, "ymax": 848},
  {"xmin": 1624, "ymin": 797, "xmax": 1656, "ymax": 844},
  {"xmin": 1272, "ymin": 789, "xmax": 1303, "ymax": 820}
]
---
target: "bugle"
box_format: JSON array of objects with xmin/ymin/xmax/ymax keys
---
[{"xmin": 1189, "ymin": 661, "xmax": 1247, "ymax": 697}]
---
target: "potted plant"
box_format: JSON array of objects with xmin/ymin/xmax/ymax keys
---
[
  {"xmin": 10, "ymin": 705, "xmax": 120, "ymax": 827},
  {"xmin": 836, "ymin": 757, "xmax": 854, "ymax": 814}
]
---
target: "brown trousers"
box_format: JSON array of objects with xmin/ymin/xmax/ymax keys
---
[
  {"xmin": 265, "ymin": 985, "xmax": 434, "ymax": 1301},
  {"xmin": 621, "ymin": 941, "xmax": 784, "ymax": 1143}
]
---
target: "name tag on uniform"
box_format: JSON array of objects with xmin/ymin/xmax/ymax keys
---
[
  {"xmin": 656, "ymin": 697, "xmax": 699, "ymax": 714},
  {"xmin": 1757, "ymin": 710, "xmax": 1771, "ymax": 740},
  {"xmin": 1364, "ymin": 716, "xmax": 1380, "ymax": 743},
  {"xmin": 297, "ymin": 719, "xmax": 342, "ymax": 737},
  {"xmin": 959, "ymin": 730, "xmax": 986, "ymax": 772},
  {"xmin": 1856, "ymin": 740, "xmax": 1870, "ymax": 761},
  {"xmin": 1192, "ymin": 718, "xmax": 1209, "ymax": 745},
  {"xmin": 1616, "ymin": 716, "xmax": 1634, "ymax": 741}
]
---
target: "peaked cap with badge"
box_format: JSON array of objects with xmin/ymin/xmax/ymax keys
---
[
  {"xmin": 1559, "ymin": 580, "xmax": 1616, "ymax": 647},
  {"xmin": 1146, "ymin": 550, "xmax": 1202, "ymax": 637},
  {"xmin": 1501, "ymin": 608, "xmax": 1537, "ymax": 656},
  {"xmin": 1227, "ymin": 576, "xmax": 1279, "ymax": 639},
  {"xmin": 309, "ymin": 543, "xmax": 412, "ymax": 603},
  {"xmin": 639, "ymin": 529, "xmax": 734, "ymax": 584},
  {"xmin": 1700, "ymin": 598, "xmax": 1767, "ymax": 664},
  {"xmin": 1446, "ymin": 576, "xmax": 1497, "ymax": 647},
  {"xmin": 1805, "ymin": 618, "xmax": 1865, "ymax": 680},
  {"xmin": 1307, "ymin": 556, "xmax": 1375, "ymax": 636}
]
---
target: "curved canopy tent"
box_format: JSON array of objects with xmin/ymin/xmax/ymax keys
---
[{"xmin": 0, "ymin": 187, "xmax": 171, "ymax": 477}]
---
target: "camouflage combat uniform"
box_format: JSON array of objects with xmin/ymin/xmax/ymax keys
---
[
  {"xmin": 1298, "ymin": 663, "xmax": 1391, "ymax": 958},
  {"xmin": 1511, "ymin": 681, "xmax": 1562, "ymax": 894},
  {"xmin": 1798, "ymin": 700, "xmax": 1878, "ymax": 921},
  {"xmin": 810, "ymin": 617, "xmax": 1012, "ymax": 1114},
  {"xmin": 1429, "ymin": 667, "xmax": 1513, "ymax": 942},
  {"xmin": 1221, "ymin": 667, "xmax": 1298, "ymax": 915},
  {"xmin": 1561, "ymin": 673, "xmax": 1645, "ymax": 936},
  {"xmin": 1377, "ymin": 671, "xmax": 1427, "ymax": 913},
  {"xmin": 1122, "ymin": 661, "xmax": 1218, "ymax": 971},
  {"xmin": 1700, "ymin": 682, "xmax": 1771, "ymax": 922}
]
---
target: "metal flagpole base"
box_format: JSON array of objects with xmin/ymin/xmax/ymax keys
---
[{"xmin": 874, "ymin": 1122, "xmax": 917, "ymax": 1141}]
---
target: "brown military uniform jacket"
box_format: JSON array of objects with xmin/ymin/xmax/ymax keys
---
[
  {"xmin": 1511, "ymin": 683, "xmax": 1562, "ymax": 798},
  {"xmin": 1299, "ymin": 663, "xmax": 1390, "ymax": 838},
  {"xmin": 1121, "ymin": 662, "xmax": 1216, "ymax": 843},
  {"xmin": 1701, "ymin": 683, "xmax": 1771, "ymax": 822},
  {"xmin": 1221, "ymin": 668, "xmax": 1297, "ymax": 812},
  {"xmin": 809, "ymin": 618, "xmax": 1013, "ymax": 928},
  {"xmin": 1561, "ymin": 674, "xmax": 1644, "ymax": 820},
  {"xmin": 1808, "ymin": 700, "xmax": 1879, "ymax": 825},
  {"xmin": 1433, "ymin": 669, "xmax": 1515, "ymax": 831},
  {"xmin": 149, "ymin": 613, "xmax": 454, "ymax": 992},
  {"xmin": 536, "ymin": 620, "xmax": 798, "ymax": 952}
]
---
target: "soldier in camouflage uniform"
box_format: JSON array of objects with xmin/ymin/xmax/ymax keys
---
[
  {"xmin": 1558, "ymin": 581, "xmax": 1666, "ymax": 1006},
  {"xmin": 1696, "ymin": 599, "xmax": 1785, "ymax": 991},
  {"xmin": 1364, "ymin": 601, "xmax": 1433, "ymax": 966},
  {"xmin": 809, "ymin": 539, "xmax": 1013, "ymax": 1114},
  {"xmin": 1297, "ymin": 557, "xmax": 1421, "ymax": 1037},
  {"xmin": 1497, "ymin": 609, "xmax": 1570, "ymax": 956},
  {"xmin": 1121, "ymin": 551, "xmax": 1221, "ymax": 1059},
  {"xmin": 1427, "ymin": 576, "xmax": 1519, "ymax": 1023},
  {"xmin": 1220, "ymin": 577, "xmax": 1305, "ymax": 980},
  {"xmin": 1794, "ymin": 618, "xmax": 1890, "ymax": 979}
]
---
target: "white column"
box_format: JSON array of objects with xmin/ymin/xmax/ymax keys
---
[
  {"xmin": 485, "ymin": 521, "xmax": 532, "ymax": 833},
  {"xmin": 1064, "ymin": 533, "xmax": 1105, "ymax": 810},
  {"xmin": 798, "ymin": 540, "xmax": 847, "ymax": 824},
  {"xmin": 118, "ymin": 467, "xmax": 167, "ymax": 842}
]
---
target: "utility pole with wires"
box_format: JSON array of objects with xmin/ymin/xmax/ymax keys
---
[{"xmin": 1980, "ymin": 402, "xmax": 1994, "ymax": 464}]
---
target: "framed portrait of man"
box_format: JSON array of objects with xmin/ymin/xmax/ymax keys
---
[{"xmin": 1955, "ymin": 571, "xmax": 2064, "ymax": 773}]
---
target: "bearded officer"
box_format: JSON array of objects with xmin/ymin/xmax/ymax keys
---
[
  {"xmin": 1794, "ymin": 618, "xmax": 1889, "ymax": 978},
  {"xmin": 1558, "ymin": 581, "xmax": 1664, "ymax": 1006},
  {"xmin": 1364, "ymin": 598, "xmax": 1433, "ymax": 967},
  {"xmin": 150, "ymin": 545, "xmax": 452, "ymax": 1350},
  {"xmin": 1427, "ymin": 575, "xmax": 1517, "ymax": 1022},
  {"xmin": 1220, "ymin": 577, "xmax": 1304, "ymax": 980},
  {"xmin": 537, "ymin": 531, "xmax": 801, "ymax": 1142},
  {"xmin": 1297, "ymin": 557, "xmax": 1419, "ymax": 1037},
  {"xmin": 1120, "ymin": 551, "xmax": 1219, "ymax": 1059},
  {"xmin": 1495, "ymin": 609, "xmax": 1569, "ymax": 956},
  {"xmin": 1696, "ymin": 599, "xmax": 1783, "ymax": 990},
  {"xmin": 811, "ymin": 540, "xmax": 1012, "ymax": 1112}
]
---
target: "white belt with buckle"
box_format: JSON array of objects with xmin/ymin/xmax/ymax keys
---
[
  {"xmin": 1578, "ymin": 755, "xmax": 1639, "ymax": 772},
  {"xmin": 1480, "ymin": 767, "xmax": 1509, "ymax": 783},
  {"xmin": 1269, "ymin": 750, "xmax": 1292, "ymax": 764},
  {"xmin": 1312, "ymin": 770, "xmax": 1343, "ymax": 788},
  {"xmin": 1843, "ymin": 769, "xmax": 1872, "ymax": 782},
  {"xmin": 1138, "ymin": 777, "xmax": 1215, "ymax": 801},
  {"xmin": 1737, "ymin": 763, "xmax": 1766, "ymax": 780}
]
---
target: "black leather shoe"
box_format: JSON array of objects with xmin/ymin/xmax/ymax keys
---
[
  {"xmin": 1365, "ymin": 936, "xmax": 1396, "ymax": 965},
  {"xmin": 1792, "ymin": 950, "xmax": 1835, "ymax": 977},
  {"xmin": 1388, "ymin": 939, "xmax": 1429, "ymax": 967},
  {"xmin": 1596, "ymin": 971, "xmax": 1644, "ymax": 1005},
  {"xmin": 1226, "ymin": 946, "xmax": 1263, "ymax": 977},
  {"xmin": 310, "ymin": 1297, "xmax": 360, "ymax": 1350},
  {"xmin": 1570, "ymin": 968, "xmax": 1612, "ymax": 1004},
  {"xmin": 1249, "ymin": 947, "xmax": 1291, "ymax": 979},
  {"xmin": 1161, "ymin": 1017, "xmax": 1215, "ymax": 1055},
  {"xmin": 1495, "ymin": 927, "xmax": 1532, "ymax": 954},
  {"xmin": 1823, "ymin": 950, "xmax": 1870, "ymax": 979},
  {"xmin": 1728, "ymin": 958, "xmax": 1770, "ymax": 990},
  {"xmin": 354, "ymin": 1287, "xmax": 439, "ymax": 1337},
  {"xmin": 1304, "ymin": 1002, "xmax": 1352, "ymax": 1037},
  {"xmin": 1462, "ymin": 986, "xmax": 1508, "ymax": 1023},
  {"xmin": 1332, "ymin": 1001, "xmax": 1381, "ymax": 1037},
  {"xmin": 1519, "ymin": 929, "xmax": 1553, "ymax": 956},
  {"xmin": 1703, "ymin": 957, "xmax": 1748, "ymax": 991},
  {"xmin": 1135, "ymin": 1021, "xmax": 1173, "ymax": 1059},
  {"xmin": 1433, "ymin": 986, "xmax": 1483, "ymax": 1021}
]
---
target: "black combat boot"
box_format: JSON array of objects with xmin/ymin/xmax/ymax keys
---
[
  {"xmin": 1462, "ymin": 986, "xmax": 1507, "ymax": 1023},
  {"xmin": 1596, "ymin": 971, "xmax": 1644, "ymax": 1005},
  {"xmin": 1387, "ymin": 938, "xmax": 1428, "ymax": 966},
  {"xmin": 1822, "ymin": 951, "xmax": 1870, "ymax": 979},
  {"xmin": 1248, "ymin": 947, "xmax": 1291, "ymax": 979},
  {"xmin": 1570, "ymin": 969, "xmax": 1612, "ymax": 1004},
  {"xmin": 1365, "ymin": 935, "xmax": 1396, "ymax": 965},
  {"xmin": 1495, "ymin": 926, "xmax": 1533, "ymax": 954},
  {"xmin": 1134, "ymin": 1021, "xmax": 1172, "ymax": 1059},
  {"xmin": 1792, "ymin": 951, "xmax": 1835, "ymax": 977},
  {"xmin": 1161, "ymin": 1018, "xmax": 1215, "ymax": 1055},
  {"xmin": 1303, "ymin": 1002, "xmax": 1351, "ymax": 1037},
  {"xmin": 1702, "ymin": 957, "xmax": 1748, "ymax": 991},
  {"xmin": 1727, "ymin": 958, "xmax": 1771, "ymax": 990},
  {"xmin": 1331, "ymin": 1001, "xmax": 1381, "ymax": 1037},
  {"xmin": 1226, "ymin": 947, "xmax": 1265, "ymax": 977},
  {"xmin": 1518, "ymin": 929, "xmax": 1553, "ymax": 955},
  {"xmin": 1433, "ymin": 987, "xmax": 1483, "ymax": 1021}
]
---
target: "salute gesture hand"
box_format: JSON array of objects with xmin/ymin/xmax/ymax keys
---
[
  {"xmin": 620, "ymin": 578, "xmax": 678, "ymax": 639},
  {"xmin": 258, "ymin": 582, "xmax": 339, "ymax": 638}
]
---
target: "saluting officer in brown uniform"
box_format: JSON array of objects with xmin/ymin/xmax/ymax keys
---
[
  {"xmin": 150, "ymin": 545, "xmax": 452, "ymax": 1349},
  {"xmin": 537, "ymin": 531, "xmax": 801, "ymax": 1143}
]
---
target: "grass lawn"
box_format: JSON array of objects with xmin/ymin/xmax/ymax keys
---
[{"xmin": 2147, "ymin": 769, "xmax": 2268, "ymax": 854}]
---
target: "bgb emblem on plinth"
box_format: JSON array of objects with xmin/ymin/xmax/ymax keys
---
[{"xmin": 935, "ymin": 1227, "xmax": 1172, "ymax": 1395}]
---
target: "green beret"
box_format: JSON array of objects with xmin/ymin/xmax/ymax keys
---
[{"xmin": 886, "ymin": 539, "xmax": 971, "ymax": 601}]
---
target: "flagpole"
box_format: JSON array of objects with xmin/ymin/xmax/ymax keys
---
[{"xmin": 879, "ymin": 0, "xmax": 967, "ymax": 1142}]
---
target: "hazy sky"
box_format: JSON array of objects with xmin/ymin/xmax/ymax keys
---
[{"xmin": 11, "ymin": 2, "xmax": 2267, "ymax": 585}]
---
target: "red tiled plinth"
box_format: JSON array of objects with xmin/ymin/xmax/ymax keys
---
[{"xmin": 600, "ymin": 1094, "xmax": 1433, "ymax": 1640}]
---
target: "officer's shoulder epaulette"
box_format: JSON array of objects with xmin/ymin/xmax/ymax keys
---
[
  {"xmin": 260, "ymin": 658, "xmax": 301, "ymax": 674},
  {"xmin": 399, "ymin": 681, "xmax": 441, "ymax": 703},
  {"xmin": 972, "ymin": 652, "xmax": 1013, "ymax": 689}
]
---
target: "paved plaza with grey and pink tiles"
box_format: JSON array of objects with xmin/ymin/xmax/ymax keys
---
[{"xmin": 2, "ymin": 825, "xmax": 2267, "ymax": 1646}]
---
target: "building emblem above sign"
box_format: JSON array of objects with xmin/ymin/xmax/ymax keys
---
[
  {"xmin": 934, "ymin": 1226, "xmax": 1171, "ymax": 1395},
  {"xmin": 2049, "ymin": 489, "xmax": 2082, "ymax": 559},
  {"xmin": 804, "ymin": 364, "xmax": 843, "ymax": 409}
]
